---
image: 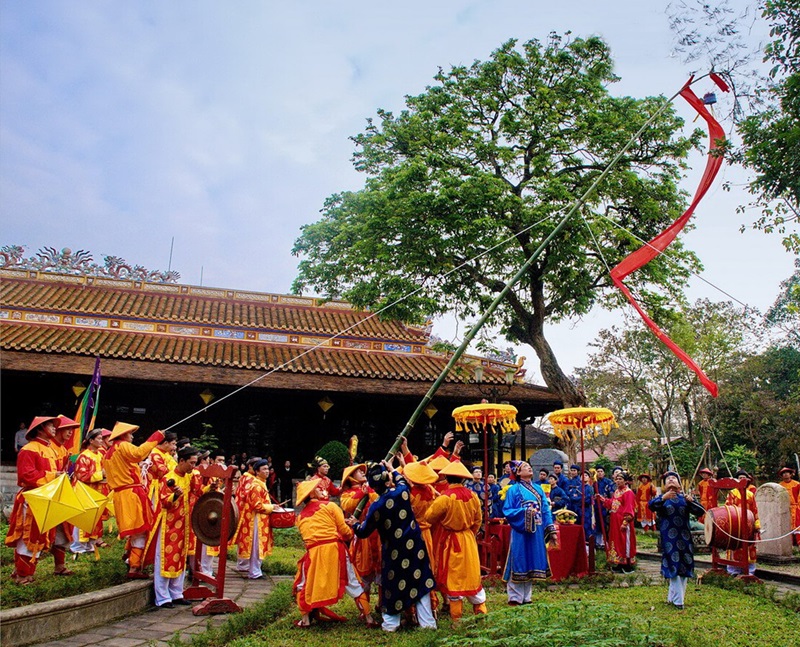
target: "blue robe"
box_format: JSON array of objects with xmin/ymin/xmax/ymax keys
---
[
  {"xmin": 565, "ymin": 476, "xmax": 583, "ymax": 515},
  {"xmin": 549, "ymin": 485, "xmax": 568, "ymax": 511},
  {"xmin": 578, "ymin": 483, "xmax": 595, "ymax": 539},
  {"xmin": 648, "ymin": 493, "xmax": 705, "ymax": 579},
  {"xmin": 595, "ymin": 477, "xmax": 614, "ymax": 532},
  {"xmin": 502, "ymin": 480, "xmax": 555, "ymax": 582},
  {"xmin": 353, "ymin": 476, "xmax": 435, "ymax": 614}
]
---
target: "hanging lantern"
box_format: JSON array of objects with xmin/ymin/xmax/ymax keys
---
[
  {"xmin": 318, "ymin": 396, "xmax": 334, "ymax": 413},
  {"xmin": 199, "ymin": 389, "xmax": 215, "ymax": 406},
  {"xmin": 72, "ymin": 381, "xmax": 86, "ymax": 399},
  {"xmin": 423, "ymin": 403, "xmax": 438, "ymax": 419}
]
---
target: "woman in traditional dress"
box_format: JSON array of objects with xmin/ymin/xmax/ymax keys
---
[
  {"xmin": 598, "ymin": 471, "xmax": 637, "ymax": 573},
  {"xmin": 502, "ymin": 461, "xmax": 557, "ymax": 605},
  {"xmin": 648, "ymin": 470, "xmax": 706, "ymax": 609}
]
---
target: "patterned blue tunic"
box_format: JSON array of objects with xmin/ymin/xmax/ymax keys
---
[
  {"xmin": 502, "ymin": 480, "xmax": 555, "ymax": 581},
  {"xmin": 353, "ymin": 476, "xmax": 435, "ymax": 614},
  {"xmin": 648, "ymin": 493, "xmax": 706, "ymax": 578}
]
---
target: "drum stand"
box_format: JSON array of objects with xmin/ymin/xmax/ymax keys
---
[
  {"xmin": 707, "ymin": 476, "xmax": 761, "ymax": 583},
  {"xmin": 183, "ymin": 464, "xmax": 243, "ymax": 614}
]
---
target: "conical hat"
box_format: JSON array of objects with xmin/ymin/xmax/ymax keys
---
[
  {"xmin": 25, "ymin": 416, "xmax": 60, "ymax": 440},
  {"xmin": 403, "ymin": 461, "xmax": 438, "ymax": 485},
  {"xmin": 295, "ymin": 478, "xmax": 321, "ymax": 506},
  {"xmin": 68, "ymin": 480, "xmax": 110, "ymax": 533},
  {"xmin": 439, "ymin": 460, "xmax": 472, "ymax": 480},
  {"xmin": 55, "ymin": 415, "xmax": 80, "ymax": 431},
  {"xmin": 427, "ymin": 455, "xmax": 451, "ymax": 473},
  {"xmin": 341, "ymin": 463, "xmax": 366, "ymax": 487},
  {"xmin": 22, "ymin": 474, "xmax": 84, "ymax": 533},
  {"xmin": 109, "ymin": 421, "xmax": 139, "ymax": 441}
]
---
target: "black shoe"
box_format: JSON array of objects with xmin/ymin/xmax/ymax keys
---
[
  {"xmin": 173, "ymin": 598, "xmax": 192, "ymax": 606},
  {"xmin": 156, "ymin": 602, "xmax": 175, "ymax": 609}
]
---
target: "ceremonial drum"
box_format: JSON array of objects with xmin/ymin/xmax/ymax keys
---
[
  {"xmin": 269, "ymin": 507, "xmax": 296, "ymax": 529},
  {"xmin": 704, "ymin": 505, "xmax": 755, "ymax": 550}
]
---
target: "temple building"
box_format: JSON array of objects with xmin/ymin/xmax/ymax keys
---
[{"xmin": 0, "ymin": 247, "xmax": 562, "ymax": 470}]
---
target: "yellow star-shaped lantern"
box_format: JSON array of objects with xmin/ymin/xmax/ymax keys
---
[
  {"xmin": 22, "ymin": 474, "xmax": 84, "ymax": 533},
  {"xmin": 69, "ymin": 480, "xmax": 110, "ymax": 534}
]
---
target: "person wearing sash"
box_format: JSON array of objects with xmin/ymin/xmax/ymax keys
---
[
  {"xmin": 147, "ymin": 432, "xmax": 178, "ymax": 506},
  {"xmin": 233, "ymin": 456, "xmax": 260, "ymax": 572},
  {"xmin": 648, "ymin": 470, "xmax": 705, "ymax": 609},
  {"xmin": 234, "ymin": 459, "xmax": 275, "ymax": 579},
  {"xmin": 339, "ymin": 462, "xmax": 381, "ymax": 600},
  {"xmin": 694, "ymin": 467, "xmax": 715, "ymax": 523},
  {"xmin": 349, "ymin": 461, "xmax": 437, "ymax": 632},
  {"xmin": 309, "ymin": 455, "xmax": 341, "ymax": 497},
  {"xmin": 6, "ymin": 416, "xmax": 62, "ymax": 584},
  {"xmin": 502, "ymin": 460, "xmax": 557, "ymax": 605},
  {"xmin": 636, "ymin": 474, "xmax": 657, "ymax": 532},
  {"xmin": 778, "ymin": 467, "xmax": 800, "ymax": 546},
  {"xmin": 71, "ymin": 429, "xmax": 111, "ymax": 556},
  {"xmin": 598, "ymin": 470, "xmax": 637, "ymax": 573},
  {"xmin": 725, "ymin": 469, "xmax": 760, "ymax": 576},
  {"xmin": 103, "ymin": 422, "xmax": 164, "ymax": 578},
  {"xmin": 50, "ymin": 415, "xmax": 80, "ymax": 572},
  {"xmin": 292, "ymin": 479, "xmax": 377, "ymax": 628},
  {"xmin": 424, "ymin": 460, "xmax": 486, "ymax": 623},
  {"xmin": 145, "ymin": 446, "xmax": 201, "ymax": 608}
]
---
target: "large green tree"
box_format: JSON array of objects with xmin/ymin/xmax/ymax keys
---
[{"xmin": 292, "ymin": 34, "xmax": 701, "ymax": 406}]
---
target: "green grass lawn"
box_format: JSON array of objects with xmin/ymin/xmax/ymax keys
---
[{"xmin": 203, "ymin": 580, "xmax": 799, "ymax": 647}]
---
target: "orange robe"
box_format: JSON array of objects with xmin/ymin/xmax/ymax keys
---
[
  {"xmin": 425, "ymin": 483, "xmax": 482, "ymax": 597},
  {"xmin": 74, "ymin": 448, "xmax": 110, "ymax": 540},
  {"xmin": 103, "ymin": 432, "xmax": 164, "ymax": 537},
  {"xmin": 235, "ymin": 478, "xmax": 274, "ymax": 560},
  {"xmin": 340, "ymin": 485, "xmax": 381, "ymax": 581},
  {"xmin": 725, "ymin": 489, "xmax": 759, "ymax": 565},
  {"xmin": 5, "ymin": 439, "xmax": 59, "ymax": 554},
  {"xmin": 144, "ymin": 469, "xmax": 202, "ymax": 577},
  {"xmin": 779, "ymin": 479, "xmax": 800, "ymax": 541},
  {"xmin": 635, "ymin": 482, "xmax": 657, "ymax": 525},
  {"xmin": 696, "ymin": 478, "xmax": 715, "ymax": 522},
  {"xmin": 293, "ymin": 500, "xmax": 354, "ymax": 612},
  {"xmin": 409, "ymin": 482, "xmax": 439, "ymax": 574}
]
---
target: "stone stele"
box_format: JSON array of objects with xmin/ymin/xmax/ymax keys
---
[{"xmin": 755, "ymin": 482, "xmax": 793, "ymax": 559}]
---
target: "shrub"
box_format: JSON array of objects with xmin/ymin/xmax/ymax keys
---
[{"xmin": 315, "ymin": 441, "xmax": 350, "ymax": 480}]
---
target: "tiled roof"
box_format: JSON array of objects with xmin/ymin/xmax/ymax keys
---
[{"xmin": 0, "ymin": 270, "xmax": 529, "ymax": 387}]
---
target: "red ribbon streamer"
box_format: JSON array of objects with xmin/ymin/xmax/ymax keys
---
[{"xmin": 610, "ymin": 77, "xmax": 727, "ymax": 397}]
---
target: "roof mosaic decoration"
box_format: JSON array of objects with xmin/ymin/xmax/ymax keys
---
[{"xmin": 0, "ymin": 245, "xmax": 180, "ymax": 284}]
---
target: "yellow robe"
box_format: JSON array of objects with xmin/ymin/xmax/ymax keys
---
[
  {"xmin": 293, "ymin": 500, "xmax": 354, "ymax": 612},
  {"xmin": 340, "ymin": 485, "xmax": 380, "ymax": 580},
  {"xmin": 425, "ymin": 483, "xmax": 482, "ymax": 597},
  {"xmin": 103, "ymin": 432, "xmax": 163, "ymax": 537}
]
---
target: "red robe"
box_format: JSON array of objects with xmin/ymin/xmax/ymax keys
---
[
  {"xmin": 235, "ymin": 478, "xmax": 274, "ymax": 560},
  {"xmin": 340, "ymin": 485, "xmax": 381, "ymax": 581},
  {"xmin": 725, "ymin": 489, "xmax": 759, "ymax": 565},
  {"xmin": 74, "ymin": 448, "xmax": 110, "ymax": 540},
  {"xmin": 602, "ymin": 486, "xmax": 637, "ymax": 566}
]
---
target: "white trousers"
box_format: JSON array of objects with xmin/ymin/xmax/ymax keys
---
[
  {"xmin": 248, "ymin": 517, "xmax": 263, "ymax": 579},
  {"xmin": 666, "ymin": 576, "xmax": 688, "ymax": 606},
  {"xmin": 381, "ymin": 592, "xmax": 437, "ymax": 632},
  {"xmin": 507, "ymin": 580, "xmax": 532, "ymax": 604},
  {"xmin": 153, "ymin": 533, "xmax": 186, "ymax": 606},
  {"xmin": 71, "ymin": 526, "xmax": 95, "ymax": 554},
  {"xmin": 448, "ymin": 588, "xmax": 486, "ymax": 604},
  {"xmin": 198, "ymin": 544, "xmax": 214, "ymax": 576}
]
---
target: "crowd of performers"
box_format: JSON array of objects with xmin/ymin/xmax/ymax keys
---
[{"xmin": 7, "ymin": 416, "xmax": 800, "ymax": 626}]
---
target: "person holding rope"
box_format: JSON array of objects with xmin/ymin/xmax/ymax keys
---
[
  {"xmin": 103, "ymin": 422, "xmax": 165, "ymax": 579},
  {"xmin": 725, "ymin": 469, "xmax": 760, "ymax": 576},
  {"xmin": 648, "ymin": 470, "xmax": 706, "ymax": 610},
  {"xmin": 349, "ymin": 461, "xmax": 437, "ymax": 632}
]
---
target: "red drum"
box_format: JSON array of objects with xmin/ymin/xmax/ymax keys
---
[
  {"xmin": 269, "ymin": 507, "xmax": 296, "ymax": 529},
  {"xmin": 704, "ymin": 505, "xmax": 755, "ymax": 550}
]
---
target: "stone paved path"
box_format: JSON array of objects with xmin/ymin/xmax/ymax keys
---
[{"xmin": 30, "ymin": 569, "xmax": 283, "ymax": 647}]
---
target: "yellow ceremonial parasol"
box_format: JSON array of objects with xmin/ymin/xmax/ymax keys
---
[
  {"xmin": 452, "ymin": 402, "xmax": 520, "ymax": 529},
  {"xmin": 22, "ymin": 474, "xmax": 84, "ymax": 533},
  {"xmin": 546, "ymin": 407, "xmax": 618, "ymax": 444},
  {"xmin": 69, "ymin": 481, "xmax": 110, "ymax": 534},
  {"xmin": 452, "ymin": 403, "xmax": 519, "ymax": 433}
]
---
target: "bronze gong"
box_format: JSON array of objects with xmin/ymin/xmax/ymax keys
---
[{"xmin": 191, "ymin": 491, "xmax": 239, "ymax": 547}]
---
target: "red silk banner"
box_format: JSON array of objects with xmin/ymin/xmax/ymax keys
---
[{"xmin": 609, "ymin": 77, "xmax": 727, "ymax": 397}]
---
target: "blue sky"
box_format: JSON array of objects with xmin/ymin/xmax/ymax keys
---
[{"xmin": 1, "ymin": 1, "xmax": 794, "ymax": 378}]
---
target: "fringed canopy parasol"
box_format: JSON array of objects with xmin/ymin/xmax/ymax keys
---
[
  {"xmin": 546, "ymin": 407, "xmax": 618, "ymax": 443},
  {"xmin": 451, "ymin": 403, "xmax": 520, "ymax": 434}
]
